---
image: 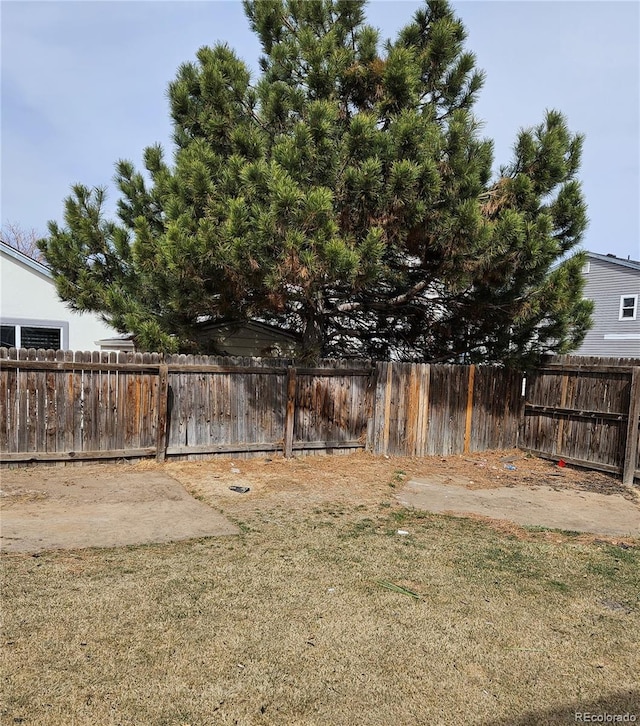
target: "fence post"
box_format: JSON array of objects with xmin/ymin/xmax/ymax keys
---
[
  {"xmin": 622, "ymin": 366, "xmax": 640, "ymax": 485},
  {"xmin": 463, "ymin": 365, "xmax": 476, "ymax": 455},
  {"xmin": 155, "ymin": 364, "xmax": 169, "ymax": 463},
  {"xmin": 283, "ymin": 366, "xmax": 297, "ymax": 458}
]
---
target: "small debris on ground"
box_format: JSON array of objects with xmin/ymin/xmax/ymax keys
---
[
  {"xmin": 229, "ymin": 486, "xmax": 250, "ymax": 494},
  {"xmin": 376, "ymin": 580, "xmax": 422, "ymax": 599},
  {"xmin": 599, "ymin": 600, "xmax": 632, "ymax": 614}
]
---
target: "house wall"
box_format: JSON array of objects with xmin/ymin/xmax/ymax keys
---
[
  {"xmin": 576, "ymin": 257, "xmax": 640, "ymax": 356},
  {"xmin": 0, "ymin": 249, "xmax": 118, "ymax": 351},
  {"xmin": 201, "ymin": 324, "xmax": 299, "ymax": 358}
]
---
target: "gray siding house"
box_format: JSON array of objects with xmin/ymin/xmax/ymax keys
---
[{"xmin": 574, "ymin": 252, "xmax": 640, "ymax": 357}]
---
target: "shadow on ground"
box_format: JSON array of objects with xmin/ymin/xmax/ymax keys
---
[{"xmin": 482, "ymin": 689, "xmax": 639, "ymax": 726}]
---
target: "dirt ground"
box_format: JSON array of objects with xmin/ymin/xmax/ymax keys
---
[{"xmin": 1, "ymin": 449, "xmax": 638, "ymax": 553}]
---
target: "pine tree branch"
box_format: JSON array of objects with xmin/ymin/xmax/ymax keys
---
[{"xmin": 336, "ymin": 278, "xmax": 429, "ymax": 313}]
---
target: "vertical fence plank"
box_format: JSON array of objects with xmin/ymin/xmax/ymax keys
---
[
  {"xmin": 17, "ymin": 349, "xmax": 29, "ymax": 454},
  {"xmin": 156, "ymin": 364, "xmax": 169, "ymax": 462},
  {"xmin": 365, "ymin": 366, "xmax": 378, "ymax": 452},
  {"xmin": 283, "ymin": 366, "xmax": 297, "ymax": 458},
  {"xmin": 34, "ymin": 350, "xmax": 47, "ymax": 452},
  {"xmin": 382, "ymin": 363, "xmax": 393, "ymax": 455},
  {"xmin": 26, "ymin": 349, "xmax": 38, "ymax": 453},
  {"xmin": 115, "ymin": 352, "xmax": 128, "ymax": 450},
  {"xmin": 463, "ymin": 364, "xmax": 475, "ymax": 455},
  {"xmin": 68, "ymin": 352, "xmax": 81, "ymax": 453},
  {"xmin": 0, "ymin": 351, "xmax": 7, "ymax": 455},
  {"xmin": 99, "ymin": 352, "xmax": 110, "ymax": 451},
  {"xmin": 555, "ymin": 372, "xmax": 569, "ymax": 455},
  {"xmin": 7, "ymin": 349, "xmax": 18, "ymax": 452},
  {"xmin": 124, "ymin": 360, "xmax": 135, "ymax": 450},
  {"xmin": 44, "ymin": 351, "xmax": 56, "ymax": 453},
  {"xmin": 623, "ymin": 367, "xmax": 640, "ymax": 485},
  {"xmin": 417, "ymin": 365, "xmax": 430, "ymax": 457},
  {"xmin": 405, "ymin": 364, "xmax": 418, "ymax": 456}
]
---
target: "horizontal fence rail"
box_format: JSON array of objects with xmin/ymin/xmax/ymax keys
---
[{"xmin": 1, "ymin": 349, "xmax": 638, "ymax": 483}]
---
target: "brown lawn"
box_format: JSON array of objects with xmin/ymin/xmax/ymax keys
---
[{"xmin": 1, "ymin": 451, "xmax": 639, "ymax": 725}]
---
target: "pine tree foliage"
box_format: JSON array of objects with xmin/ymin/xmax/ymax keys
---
[{"xmin": 40, "ymin": 0, "xmax": 591, "ymax": 364}]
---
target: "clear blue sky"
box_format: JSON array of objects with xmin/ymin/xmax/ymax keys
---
[{"xmin": 2, "ymin": 1, "xmax": 639, "ymax": 260}]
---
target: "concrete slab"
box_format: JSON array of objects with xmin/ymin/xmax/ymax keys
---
[
  {"xmin": 0, "ymin": 468, "xmax": 239, "ymax": 553},
  {"xmin": 397, "ymin": 474, "xmax": 640, "ymax": 538}
]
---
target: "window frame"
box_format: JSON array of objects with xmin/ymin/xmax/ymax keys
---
[
  {"xmin": 0, "ymin": 318, "xmax": 68, "ymax": 350},
  {"xmin": 619, "ymin": 294, "xmax": 638, "ymax": 321}
]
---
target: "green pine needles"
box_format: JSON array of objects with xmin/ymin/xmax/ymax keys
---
[{"xmin": 40, "ymin": 0, "xmax": 592, "ymax": 364}]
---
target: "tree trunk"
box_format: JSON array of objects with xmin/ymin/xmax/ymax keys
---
[{"xmin": 300, "ymin": 293, "xmax": 325, "ymax": 364}]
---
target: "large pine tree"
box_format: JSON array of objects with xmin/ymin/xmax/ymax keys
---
[{"xmin": 40, "ymin": 0, "xmax": 592, "ymax": 364}]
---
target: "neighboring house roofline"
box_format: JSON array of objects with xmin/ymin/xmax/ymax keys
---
[
  {"xmin": 587, "ymin": 251, "xmax": 640, "ymax": 272},
  {"xmin": 94, "ymin": 336, "xmax": 136, "ymax": 350},
  {"xmin": 0, "ymin": 240, "xmax": 52, "ymax": 278}
]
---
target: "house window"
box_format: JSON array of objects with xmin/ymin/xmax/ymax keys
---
[
  {"xmin": 0, "ymin": 324, "xmax": 62, "ymax": 350},
  {"xmin": 21, "ymin": 326, "xmax": 61, "ymax": 349},
  {"xmin": 619, "ymin": 295, "xmax": 638, "ymax": 321},
  {"xmin": 1, "ymin": 325, "xmax": 16, "ymax": 347}
]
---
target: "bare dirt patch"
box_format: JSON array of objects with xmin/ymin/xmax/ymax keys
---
[
  {"xmin": 1, "ymin": 450, "xmax": 638, "ymax": 554},
  {"xmin": 161, "ymin": 449, "xmax": 639, "ymax": 542}
]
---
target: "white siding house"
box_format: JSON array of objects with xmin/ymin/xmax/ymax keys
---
[
  {"xmin": 574, "ymin": 252, "xmax": 640, "ymax": 357},
  {"xmin": 0, "ymin": 241, "xmax": 126, "ymax": 351}
]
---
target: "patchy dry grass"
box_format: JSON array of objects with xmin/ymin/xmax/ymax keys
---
[{"xmin": 2, "ymin": 453, "xmax": 639, "ymax": 725}]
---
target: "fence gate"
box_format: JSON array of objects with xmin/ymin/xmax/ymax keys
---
[{"xmin": 522, "ymin": 358, "xmax": 640, "ymax": 484}]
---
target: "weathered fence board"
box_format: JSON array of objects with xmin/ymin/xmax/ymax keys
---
[
  {"xmin": 0, "ymin": 348, "xmax": 159, "ymax": 462},
  {"xmin": 623, "ymin": 367, "xmax": 640, "ymax": 485},
  {"xmin": 371, "ymin": 362, "xmax": 525, "ymax": 457},
  {"xmin": 1, "ymin": 348, "xmax": 637, "ymax": 482}
]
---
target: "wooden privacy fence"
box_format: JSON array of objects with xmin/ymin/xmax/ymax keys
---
[
  {"xmin": 522, "ymin": 356, "xmax": 640, "ymax": 485},
  {"xmin": 2, "ymin": 349, "xmax": 638, "ymax": 483},
  {"xmin": 0, "ymin": 348, "xmax": 524, "ymax": 465},
  {"xmin": 370, "ymin": 362, "xmax": 523, "ymax": 456}
]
